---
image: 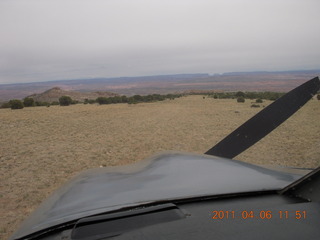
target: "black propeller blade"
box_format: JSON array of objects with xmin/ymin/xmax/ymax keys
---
[{"xmin": 205, "ymin": 77, "xmax": 320, "ymax": 159}]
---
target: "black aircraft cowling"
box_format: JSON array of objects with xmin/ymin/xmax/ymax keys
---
[{"xmin": 10, "ymin": 151, "xmax": 305, "ymax": 240}]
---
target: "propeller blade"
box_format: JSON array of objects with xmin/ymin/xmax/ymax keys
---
[{"xmin": 205, "ymin": 77, "xmax": 320, "ymax": 159}]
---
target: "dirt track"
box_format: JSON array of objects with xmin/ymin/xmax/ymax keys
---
[{"xmin": 1, "ymin": 96, "xmax": 319, "ymax": 239}]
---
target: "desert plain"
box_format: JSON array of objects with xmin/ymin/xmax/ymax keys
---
[{"xmin": 1, "ymin": 95, "xmax": 319, "ymax": 239}]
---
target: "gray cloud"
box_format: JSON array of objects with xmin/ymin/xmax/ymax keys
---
[{"xmin": 0, "ymin": 0, "xmax": 319, "ymax": 84}]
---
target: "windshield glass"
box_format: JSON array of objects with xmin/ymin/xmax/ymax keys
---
[{"xmin": 0, "ymin": 1, "xmax": 319, "ymax": 240}]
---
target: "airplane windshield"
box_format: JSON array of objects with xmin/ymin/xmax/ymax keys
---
[{"xmin": 1, "ymin": 1, "xmax": 320, "ymax": 240}]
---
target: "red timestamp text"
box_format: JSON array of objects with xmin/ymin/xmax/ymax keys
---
[{"xmin": 211, "ymin": 210, "xmax": 307, "ymax": 220}]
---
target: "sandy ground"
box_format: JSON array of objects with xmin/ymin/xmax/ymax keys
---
[{"xmin": 1, "ymin": 96, "xmax": 319, "ymax": 239}]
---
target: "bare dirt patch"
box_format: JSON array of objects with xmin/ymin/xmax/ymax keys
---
[{"xmin": 1, "ymin": 96, "xmax": 319, "ymax": 239}]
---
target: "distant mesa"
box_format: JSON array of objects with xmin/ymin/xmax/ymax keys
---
[
  {"xmin": 27, "ymin": 87, "xmax": 118, "ymax": 103},
  {"xmin": 1, "ymin": 70, "xmax": 320, "ymax": 102}
]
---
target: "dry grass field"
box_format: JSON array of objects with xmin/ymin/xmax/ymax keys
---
[{"xmin": 1, "ymin": 95, "xmax": 319, "ymax": 239}]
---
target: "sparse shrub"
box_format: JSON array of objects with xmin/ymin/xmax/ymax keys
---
[
  {"xmin": 237, "ymin": 97, "xmax": 245, "ymax": 103},
  {"xmin": 251, "ymin": 104, "xmax": 260, "ymax": 108},
  {"xmin": 145, "ymin": 95, "xmax": 154, "ymax": 102},
  {"xmin": 51, "ymin": 101, "xmax": 60, "ymax": 106},
  {"xmin": 1, "ymin": 102, "xmax": 10, "ymax": 108},
  {"xmin": 97, "ymin": 96, "xmax": 125, "ymax": 104},
  {"xmin": 59, "ymin": 96, "xmax": 73, "ymax": 106},
  {"xmin": 128, "ymin": 97, "xmax": 137, "ymax": 104},
  {"xmin": 317, "ymin": 94, "xmax": 320, "ymax": 100},
  {"xmin": 256, "ymin": 98, "xmax": 263, "ymax": 103},
  {"xmin": 132, "ymin": 95, "xmax": 143, "ymax": 102},
  {"xmin": 166, "ymin": 94, "xmax": 175, "ymax": 100},
  {"xmin": 268, "ymin": 92, "xmax": 282, "ymax": 101},
  {"xmin": 235, "ymin": 91, "xmax": 245, "ymax": 98},
  {"xmin": 9, "ymin": 99, "xmax": 24, "ymax": 109},
  {"xmin": 23, "ymin": 97, "xmax": 35, "ymax": 107},
  {"xmin": 35, "ymin": 101, "xmax": 50, "ymax": 106},
  {"xmin": 213, "ymin": 95, "xmax": 218, "ymax": 99},
  {"xmin": 121, "ymin": 95, "xmax": 128, "ymax": 103},
  {"xmin": 96, "ymin": 97, "xmax": 109, "ymax": 105},
  {"xmin": 84, "ymin": 98, "xmax": 96, "ymax": 104}
]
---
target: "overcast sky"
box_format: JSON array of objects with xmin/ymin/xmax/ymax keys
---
[{"xmin": 0, "ymin": 0, "xmax": 319, "ymax": 84}]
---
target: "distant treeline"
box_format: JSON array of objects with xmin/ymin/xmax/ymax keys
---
[
  {"xmin": 95, "ymin": 93, "xmax": 181, "ymax": 105},
  {"xmin": 205, "ymin": 91, "xmax": 286, "ymax": 101},
  {"xmin": 2, "ymin": 92, "xmax": 319, "ymax": 110},
  {"xmin": 0, "ymin": 93, "xmax": 182, "ymax": 109}
]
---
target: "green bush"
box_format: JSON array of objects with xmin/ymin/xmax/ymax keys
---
[
  {"xmin": 96, "ymin": 97, "xmax": 109, "ymax": 104},
  {"xmin": 251, "ymin": 104, "xmax": 260, "ymax": 108},
  {"xmin": 83, "ymin": 98, "xmax": 93, "ymax": 104},
  {"xmin": 121, "ymin": 95, "xmax": 128, "ymax": 103},
  {"xmin": 132, "ymin": 95, "xmax": 143, "ymax": 102},
  {"xmin": 256, "ymin": 98, "xmax": 263, "ymax": 103},
  {"xmin": 35, "ymin": 101, "xmax": 50, "ymax": 107},
  {"xmin": 23, "ymin": 97, "xmax": 35, "ymax": 107},
  {"xmin": 235, "ymin": 91, "xmax": 245, "ymax": 98},
  {"xmin": 84, "ymin": 99, "xmax": 96, "ymax": 104},
  {"xmin": 128, "ymin": 97, "xmax": 138, "ymax": 104},
  {"xmin": 59, "ymin": 96, "xmax": 73, "ymax": 106},
  {"xmin": 9, "ymin": 99, "xmax": 24, "ymax": 109},
  {"xmin": 237, "ymin": 97, "xmax": 245, "ymax": 103},
  {"xmin": 166, "ymin": 94, "xmax": 175, "ymax": 100}
]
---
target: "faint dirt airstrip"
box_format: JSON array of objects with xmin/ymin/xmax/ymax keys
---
[{"xmin": 0, "ymin": 96, "xmax": 319, "ymax": 239}]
